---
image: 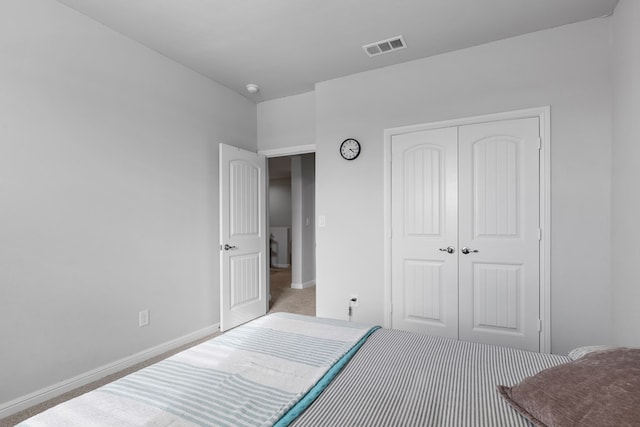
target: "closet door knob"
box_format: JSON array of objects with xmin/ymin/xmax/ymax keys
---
[
  {"xmin": 461, "ymin": 247, "xmax": 478, "ymax": 254},
  {"xmin": 439, "ymin": 246, "xmax": 455, "ymax": 254}
]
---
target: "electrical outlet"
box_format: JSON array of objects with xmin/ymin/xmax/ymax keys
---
[
  {"xmin": 139, "ymin": 309, "xmax": 150, "ymax": 327},
  {"xmin": 350, "ymin": 295, "xmax": 359, "ymax": 307}
]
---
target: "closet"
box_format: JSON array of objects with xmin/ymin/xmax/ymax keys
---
[{"xmin": 391, "ymin": 117, "xmax": 541, "ymax": 351}]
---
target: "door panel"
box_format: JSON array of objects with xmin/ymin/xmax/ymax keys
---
[
  {"xmin": 391, "ymin": 127, "xmax": 458, "ymax": 337},
  {"xmin": 220, "ymin": 144, "xmax": 267, "ymax": 331},
  {"xmin": 472, "ymin": 137, "xmax": 519, "ymax": 237},
  {"xmin": 472, "ymin": 263, "xmax": 522, "ymax": 331},
  {"xmin": 458, "ymin": 118, "xmax": 540, "ymax": 351},
  {"xmin": 230, "ymin": 254, "xmax": 261, "ymax": 307},
  {"xmin": 229, "ymin": 160, "xmax": 260, "ymax": 236},
  {"xmin": 404, "ymin": 260, "xmax": 443, "ymax": 322}
]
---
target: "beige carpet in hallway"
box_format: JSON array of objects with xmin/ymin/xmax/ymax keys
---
[{"xmin": 268, "ymin": 267, "xmax": 316, "ymax": 316}]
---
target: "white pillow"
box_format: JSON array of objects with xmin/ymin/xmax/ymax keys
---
[{"xmin": 567, "ymin": 345, "xmax": 613, "ymax": 360}]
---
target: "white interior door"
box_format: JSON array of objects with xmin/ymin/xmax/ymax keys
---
[
  {"xmin": 219, "ymin": 143, "xmax": 267, "ymax": 331},
  {"xmin": 391, "ymin": 127, "xmax": 459, "ymax": 338},
  {"xmin": 458, "ymin": 118, "xmax": 540, "ymax": 351},
  {"xmin": 391, "ymin": 117, "xmax": 541, "ymax": 351}
]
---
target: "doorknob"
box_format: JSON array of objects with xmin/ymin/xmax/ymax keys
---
[
  {"xmin": 439, "ymin": 246, "xmax": 455, "ymax": 254},
  {"xmin": 461, "ymin": 247, "xmax": 479, "ymax": 254},
  {"xmin": 223, "ymin": 244, "xmax": 237, "ymax": 251}
]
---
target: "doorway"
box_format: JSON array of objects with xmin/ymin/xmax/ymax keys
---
[{"xmin": 267, "ymin": 153, "xmax": 316, "ymax": 316}]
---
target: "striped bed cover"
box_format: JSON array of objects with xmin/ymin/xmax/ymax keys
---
[
  {"xmin": 291, "ymin": 328, "xmax": 570, "ymax": 427},
  {"xmin": 18, "ymin": 313, "xmax": 377, "ymax": 427}
]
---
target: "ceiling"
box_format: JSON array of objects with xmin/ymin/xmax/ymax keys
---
[{"xmin": 55, "ymin": 0, "xmax": 618, "ymax": 102}]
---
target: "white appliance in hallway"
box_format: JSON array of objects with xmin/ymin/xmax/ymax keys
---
[{"xmin": 270, "ymin": 227, "xmax": 290, "ymax": 268}]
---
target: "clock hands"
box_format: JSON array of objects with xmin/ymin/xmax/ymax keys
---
[{"xmin": 340, "ymin": 138, "xmax": 360, "ymax": 160}]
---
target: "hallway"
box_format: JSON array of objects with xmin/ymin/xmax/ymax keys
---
[{"xmin": 268, "ymin": 267, "xmax": 315, "ymax": 316}]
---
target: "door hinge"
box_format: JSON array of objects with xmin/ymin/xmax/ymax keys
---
[
  {"xmin": 537, "ymin": 137, "xmax": 542, "ymax": 150},
  {"xmin": 537, "ymin": 319, "xmax": 542, "ymax": 332},
  {"xmin": 538, "ymin": 228, "xmax": 542, "ymax": 241}
]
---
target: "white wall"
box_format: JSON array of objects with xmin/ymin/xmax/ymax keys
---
[
  {"xmin": 314, "ymin": 19, "xmax": 612, "ymax": 355},
  {"xmin": 259, "ymin": 94, "xmax": 316, "ymax": 287},
  {"xmin": 269, "ymin": 174, "xmax": 292, "ymax": 268},
  {"xmin": 291, "ymin": 154, "xmax": 316, "ymax": 288},
  {"xmin": 258, "ymin": 92, "xmax": 315, "ymax": 151},
  {"xmin": 268, "ymin": 177, "xmax": 292, "ymax": 228},
  {"xmin": 0, "ymin": 0, "xmax": 255, "ymax": 406},
  {"xmin": 611, "ymin": 0, "xmax": 640, "ymax": 346},
  {"xmin": 301, "ymin": 154, "xmax": 316, "ymax": 285}
]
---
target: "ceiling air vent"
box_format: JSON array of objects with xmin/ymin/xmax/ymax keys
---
[{"xmin": 363, "ymin": 35, "xmax": 407, "ymax": 57}]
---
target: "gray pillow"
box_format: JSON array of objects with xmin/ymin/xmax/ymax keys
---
[{"xmin": 498, "ymin": 348, "xmax": 640, "ymax": 427}]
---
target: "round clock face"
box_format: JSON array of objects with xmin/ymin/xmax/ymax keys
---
[{"xmin": 340, "ymin": 138, "xmax": 361, "ymax": 160}]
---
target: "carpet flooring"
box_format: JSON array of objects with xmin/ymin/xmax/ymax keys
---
[
  {"xmin": 0, "ymin": 267, "xmax": 314, "ymax": 426},
  {"xmin": 268, "ymin": 267, "xmax": 316, "ymax": 316}
]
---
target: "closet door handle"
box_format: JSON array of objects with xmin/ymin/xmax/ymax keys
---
[
  {"xmin": 439, "ymin": 246, "xmax": 455, "ymax": 254},
  {"xmin": 461, "ymin": 247, "xmax": 478, "ymax": 254}
]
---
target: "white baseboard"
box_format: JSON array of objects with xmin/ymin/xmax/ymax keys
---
[
  {"xmin": 0, "ymin": 323, "xmax": 220, "ymax": 419},
  {"xmin": 291, "ymin": 279, "xmax": 316, "ymax": 289}
]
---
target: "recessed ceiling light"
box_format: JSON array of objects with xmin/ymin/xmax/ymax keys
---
[{"xmin": 246, "ymin": 83, "xmax": 260, "ymax": 94}]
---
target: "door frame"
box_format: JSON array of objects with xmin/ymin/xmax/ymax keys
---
[
  {"xmin": 259, "ymin": 144, "xmax": 317, "ymax": 304},
  {"xmin": 383, "ymin": 107, "xmax": 551, "ymax": 353}
]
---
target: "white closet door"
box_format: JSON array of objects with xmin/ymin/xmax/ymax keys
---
[
  {"xmin": 391, "ymin": 127, "xmax": 459, "ymax": 338},
  {"xmin": 458, "ymin": 118, "xmax": 540, "ymax": 351}
]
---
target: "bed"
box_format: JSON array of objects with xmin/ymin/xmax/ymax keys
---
[{"xmin": 17, "ymin": 313, "xmax": 639, "ymax": 426}]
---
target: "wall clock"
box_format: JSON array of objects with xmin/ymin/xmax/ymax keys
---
[{"xmin": 339, "ymin": 138, "xmax": 361, "ymax": 161}]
